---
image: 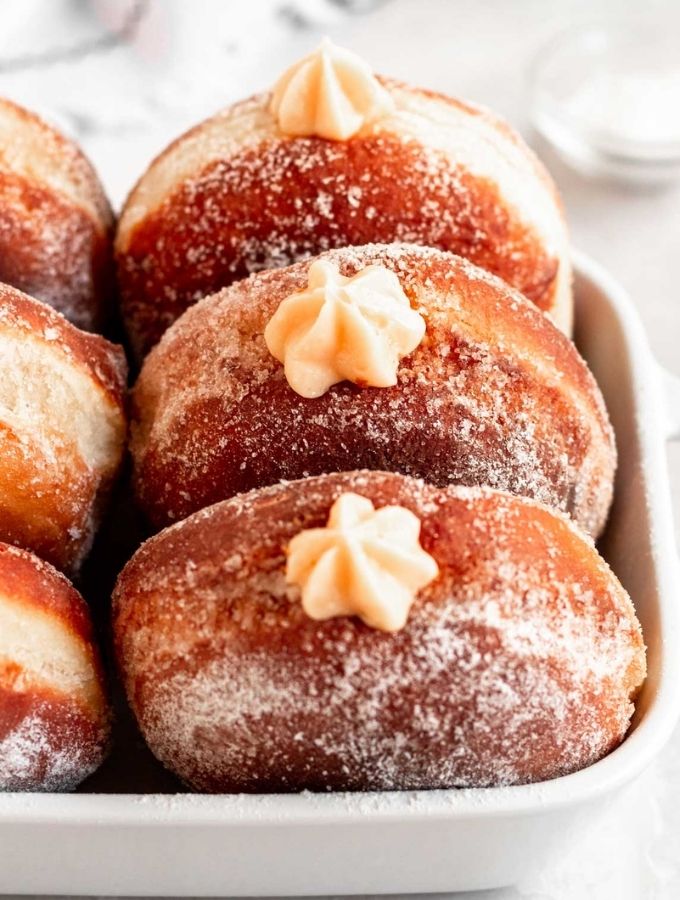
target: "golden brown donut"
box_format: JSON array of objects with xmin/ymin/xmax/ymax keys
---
[
  {"xmin": 113, "ymin": 471, "xmax": 646, "ymax": 793},
  {"xmin": 0, "ymin": 97, "xmax": 114, "ymax": 331},
  {"xmin": 131, "ymin": 244, "xmax": 614, "ymax": 537},
  {"xmin": 116, "ymin": 48, "xmax": 571, "ymax": 357},
  {"xmin": 0, "ymin": 543, "xmax": 110, "ymax": 791},
  {"xmin": 0, "ymin": 283, "xmax": 127, "ymax": 573}
]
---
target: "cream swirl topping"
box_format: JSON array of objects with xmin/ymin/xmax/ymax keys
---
[
  {"xmin": 270, "ymin": 39, "xmax": 395, "ymax": 140},
  {"xmin": 286, "ymin": 492, "xmax": 439, "ymax": 632},
  {"xmin": 264, "ymin": 259, "xmax": 426, "ymax": 398}
]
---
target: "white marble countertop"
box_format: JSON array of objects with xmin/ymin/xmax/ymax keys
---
[{"xmin": 1, "ymin": 0, "xmax": 678, "ymax": 897}]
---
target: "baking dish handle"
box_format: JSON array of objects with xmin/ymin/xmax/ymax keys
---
[{"xmin": 658, "ymin": 364, "xmax": 680, "ymax": 442}]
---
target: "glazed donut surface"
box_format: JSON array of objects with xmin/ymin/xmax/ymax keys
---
[
  {"xmin": 0, "ymin": 97, "xmax": 113, "ymax": 331},
  {"xmin": 116, "ymin": 78, "xmax": 571, "ymax": 356},
  {"xmin": 0, "ymin": 283, "xmax": 127, "ymax": 573},
  {"xmin": 131, "ymin": 244, "xmax": 614, "ymax": 536},
  {"xmin": 113, "ymin": 471, "xmax": 645, "ymax": 793},
  {"xmin": 0, "ymin": 543, "xmax": 110, "ymax": 791}
]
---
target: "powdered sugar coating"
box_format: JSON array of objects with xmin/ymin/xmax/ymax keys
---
[
  {"xmin": 0, "ymin": 282, "xmax": 126, "ymax": 401},
  {"xmin": 131, "ymin": 244, "xmax": 614, "ymax": 536},
  {"xmin": 116, "ymin": 78, "xmax": 570, "ymax": 356},
  {"xmin": 113, "ymin": 471, "xmax": 645, "ymax": 792},
  {"xmin": 0, "ymin": 702, "xmax": 105, "ymax": 792},
  {"xmin": 0, "ymin": 284, "xmax": 128, "ymax": 572},
  {"xmin": 0, "ymin": 543, "xmax": 110, "ymax": 791},
  {"xmin": 0, "ymin": 97, "xmax": 113, "ymax": 331}
]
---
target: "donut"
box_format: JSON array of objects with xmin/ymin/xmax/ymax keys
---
[
  {"xmin": 130, "ymin": 243, "xmax": 614, "ymax": 537},
  {"xmin": 0, "ymin": 97, "xmax": 113, "ymax": 331},
  {"xmin": 0, "ymin": 543, "xmax": 110, "ymax": 791},
  {"xmin": 0, "ymin": 283, "xmax": 127, "ymax": 573},
  {"xmin": 112, "ymin": 470, "xmax": 646, "ymax": 793},
  {"xmin": 116, "ymin": 40, "xmax": 571, "ymax": 357}
]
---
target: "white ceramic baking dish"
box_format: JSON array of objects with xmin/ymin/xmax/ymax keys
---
[{"xmin": 1, "ymin": 251, "xmax": 679, "ymax": 896}]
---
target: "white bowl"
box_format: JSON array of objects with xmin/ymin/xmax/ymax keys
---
[
  {"xmin": 530, "ymin": 21, "xmax": 680, "ymax": 184},
  {"xmin": 1, "ymin": 252, "xmax": 679, "ymax": 895}
]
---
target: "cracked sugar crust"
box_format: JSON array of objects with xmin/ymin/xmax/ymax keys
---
[
  {"xmin": 113, "ymin": 471, "xmax": 645, "ymax": 793},
  {"xmin": 116, "ymin": 78, "xmax": 570, "ymax": 355},
  {"xmin": 131, "ymin": 244, "xmax": 614, "ymax": 537}
]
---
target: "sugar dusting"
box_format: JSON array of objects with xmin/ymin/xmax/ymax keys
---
[
  {"xmin": 0, "ymin": 284, "xmax": 127, "ymax": 421},
  {"xmin": 0, "ymin": 99, "xmax": 113, "ymax": 331},
  {"xmin": 131, "ymin": 244, "xmax": 614, "ymax": 535},
  {"xmin": 0, "ymin": 98, "xmax": 111, "ymax": 225},
  {"xmin": 0, "ymin": 184, "xmax": 107, "ymax": 330},
  {"xmin": 117, "ymin": 81, "xmax": 571, "ymax": 354},
  {"xmin": 0, "ymin": 707, "xmax": 104, "ymax": 792},
  {"xmin": 0, "ymin": 286, "xmax": 127, "ymax": 571},
  {"xmin": 114, "ymin": 472, "xmax": 645, "ymax": 793}
]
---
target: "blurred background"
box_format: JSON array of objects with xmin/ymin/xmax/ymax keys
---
[{"xmin": 0, "ymin": 1, "xmax": 678, "ymax": 897}]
